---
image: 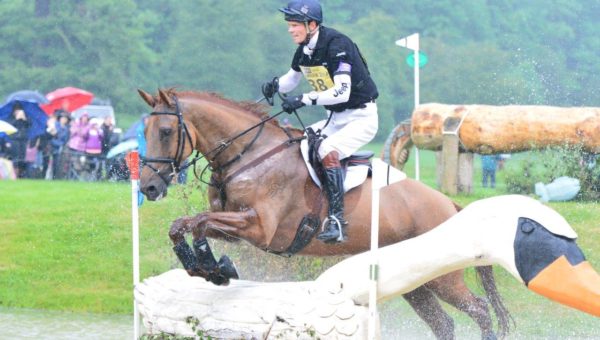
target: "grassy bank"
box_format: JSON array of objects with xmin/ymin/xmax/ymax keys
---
[{"xmin": 1, "ymin": 150, "xmax": 599, "ymax": 337}]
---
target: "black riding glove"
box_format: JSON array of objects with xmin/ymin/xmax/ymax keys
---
[
  {"xmin": 281, "ymin": 95, "xmax": 305, "ymax": 113},
  {"xmin": 261, "ymin": 78, "xmax": 279, "ymax": 99}
]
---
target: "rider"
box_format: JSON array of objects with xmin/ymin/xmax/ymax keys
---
[{"xmin": 263, "ymin": 0, "xmax": 379, "ymax": 243}]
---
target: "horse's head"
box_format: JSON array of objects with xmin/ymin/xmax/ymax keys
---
[{"xmin": 137, "ymin": 88, "xmax": 196, "ymax": 201}]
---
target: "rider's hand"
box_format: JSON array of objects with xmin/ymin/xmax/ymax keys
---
[
  {"xmin": 281, "ymin": 95, "xmax": 305, "ymax": 113},
  {"xmin": 261, "ymin": 78, "xmax": 279, "ymax": 99}
]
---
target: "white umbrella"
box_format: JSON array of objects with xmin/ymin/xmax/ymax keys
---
[
  {"xmin": 107, "ymin": 139, "xmax": 138, "ymax": 159},
  {"xmin": 0, "ymin": 120, "xmax": 18, "ymax": 135}
]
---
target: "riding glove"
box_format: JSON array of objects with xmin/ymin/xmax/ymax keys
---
[
  {"xmin": 261, "ymin": 78, "xmax": 279, "ymax": 99},
  {"xmin": 281, "ymin": 95, "xmax": 305, "ymax": 113}
]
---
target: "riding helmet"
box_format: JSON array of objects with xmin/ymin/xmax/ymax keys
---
[{"xmin": 279, "ymin": 0, "xmax": 323, "ymax": 24}]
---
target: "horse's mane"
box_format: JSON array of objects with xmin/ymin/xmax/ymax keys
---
[{"xmin": 157, "ymin": 88, "xmax": 282, "ymax": 127}]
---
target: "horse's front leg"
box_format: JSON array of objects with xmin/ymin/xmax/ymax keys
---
[{"xmin": 169, "ymin": 209, "xmax": 259, "ymax": 285}]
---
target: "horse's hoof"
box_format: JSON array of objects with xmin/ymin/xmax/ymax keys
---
[{"xmin": 218, "ymin": 255, "xmax": 239, "ymax": 280}]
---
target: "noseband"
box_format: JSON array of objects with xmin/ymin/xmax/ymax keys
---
[{"xmin": 142, "ymin": 96, "xmax": 194, "ymax": 186}]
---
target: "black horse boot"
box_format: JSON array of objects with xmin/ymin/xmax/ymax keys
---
[
  {"xmin": 193, "ymin": 238, "xmax": 239, "ymax": 285},
  {"xmin": 173, "ymin": 240, "xmax": 201, "ymax": 275},
  {"xmin": 316, "ymin": 151, "xmax": 348, "ymax": 243}
]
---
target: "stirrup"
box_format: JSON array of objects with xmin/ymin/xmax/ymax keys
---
[{"xmin": 320, "ymin": 216, "xmax": 346, "ymax": 242}]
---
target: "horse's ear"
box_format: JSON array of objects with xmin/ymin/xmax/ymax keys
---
[
  {"xmin": 158, "ymin": 89, "xmax": 175, "ymax": 108},
  {"xmin": 138, "ymin": 89, "xmax": 155, "ymax": 107}
]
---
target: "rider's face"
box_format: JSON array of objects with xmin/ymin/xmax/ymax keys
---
[
  {"xmin": 287, "ymin": 21, "xmax": 307, "ymax": 44},
  {"xmin": 287, "ymin": 21, "xmax": 316, "ymax": 44}
]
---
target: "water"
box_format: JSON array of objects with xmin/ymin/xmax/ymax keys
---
[{"xmin": 0, "ymin": 307, "xmax": 134, "ymax": 340}]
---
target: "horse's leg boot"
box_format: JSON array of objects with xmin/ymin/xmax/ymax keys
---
[
  {"xmin": 192, "ymin": 238, "xmax": 218, "ymax": 271},
  {"xmin": 208, "ymin": 256, "xmax": 240, "ymax": 286},
  {"xmin": 173, "ymin": 240, "xmax": 201, "ymax": 275},
  {"xmin": 317, "ymin": 152, "xmax": 348, "ymax": 244}
]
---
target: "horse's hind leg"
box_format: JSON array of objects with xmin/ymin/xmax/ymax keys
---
[
  {"xmin": 403, "ymin": 286, "xmax": 455, "ymax": 340},
  {"xmin": 425, "ymin": 271, "xmax": 495, "ymax": 340}
]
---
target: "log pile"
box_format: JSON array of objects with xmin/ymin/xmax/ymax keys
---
[
  {"xmin": 411, "ymin": 103, "xmax": 600, "ymax": 154},
  {"xmin": 135, "ymin": 269, "xmax": 372, "ymax": 339}
]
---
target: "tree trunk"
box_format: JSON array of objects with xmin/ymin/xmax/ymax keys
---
[{"xmin": 411, "ymin": 103, "xmax": 600, "ymax": 154}]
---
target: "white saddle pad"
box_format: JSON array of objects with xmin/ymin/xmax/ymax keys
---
[{"xmin": 300, "ymin": 139, "xmax": 406, "ymax": 192}]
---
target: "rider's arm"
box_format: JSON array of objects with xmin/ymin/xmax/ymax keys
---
[
  {"xmin": 301, "ymin": 62, "xmax": 351, "ymax": 106},
  {"xmin": 278, "ymin": 68, "xmax": 303, "ymax": 94}
]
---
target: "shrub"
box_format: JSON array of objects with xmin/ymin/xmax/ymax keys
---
[{"xmin": 503, "ymin": 145, "xmax": 600, "ymax": 201}]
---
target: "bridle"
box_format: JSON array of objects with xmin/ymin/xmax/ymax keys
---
[
  {"xmin": 141, "ymin": 95, "xmax": 195, "ymax": 186},
  {"xmin": 141, "ymin": 93, "xmax": 302, "ymax": 188}
]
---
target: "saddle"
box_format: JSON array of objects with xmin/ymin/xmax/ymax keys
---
[{"xmin": 303, "ymin": 127, "xmax": 373, "ymax": 192}]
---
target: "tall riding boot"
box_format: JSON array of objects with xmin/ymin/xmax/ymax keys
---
[{"xmin": 317, "ymin": 152, "xmax": 348, "ymax": 243}]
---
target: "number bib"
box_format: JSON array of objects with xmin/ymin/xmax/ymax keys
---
[{"xmin": 300, "ymin": 65, "xmax": 334, "ymax": 92}]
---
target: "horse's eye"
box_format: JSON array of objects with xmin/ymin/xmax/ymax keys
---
[{"xmin": 159, "ymin": 128, "xmax": 172, "ymax": 140}]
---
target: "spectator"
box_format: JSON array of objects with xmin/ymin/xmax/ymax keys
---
[
  {"xmin": 7, "ymin": 105, "xmax": 30, "ymax": 178},
  {"xmin": 85, "ymin": 122, "xmax": 104, "ymax": 180},
  {"xmin": 68, "ymin": 113, "xmax": 90, "ymax": 153},
  {"xmin": 481, "ymin": 154, "xmax": 501, "ymax": 188},
  {"xmin": 67, "ymin": 113, "xmax": 90, "ymax": 179},
  {"xmin": 38, "ymin": 115, "xmax": 57, "ymax": 179},
  {"xmin": 101, "ymin": 116, "xmax": 115, "ymax": 156},
  {"xmin": 85, "ymin": 122, "xmax": 104, "ymax": 155},
  {"xmin": 51, "ymin": 114, "xmax": 70, "ymax": 179},
  {"xmin": 24, "ymin": 137, "xmax": 40, "ymax": 178}
]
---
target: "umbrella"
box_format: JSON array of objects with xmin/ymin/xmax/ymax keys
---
[
  {"xmin": 41, "ymin": 87, "xmax": 94, "ymax": 114},
  {"xmin": 0, "ymin": 100, "xmax": 48, "ymax": 140},
  {"xmin": 0, "ymin": 120, "xmax": 18, "ymax": 135},
  {"xmin": 5, "ymin": 90, "xmax": 49, "ymax": 104},
  {"xmin": 107, "ymin": 139, "xmax": 138, "ymax": 159}
]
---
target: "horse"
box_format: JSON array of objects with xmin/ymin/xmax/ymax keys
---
[{"xmin": 137, "ymin": 88, "xmax": 511, "ymax": 340}]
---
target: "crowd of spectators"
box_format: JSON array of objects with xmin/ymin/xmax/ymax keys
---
[{"xmin": 0, "ymin": 104, "xmax": 117, "ymax": 181}]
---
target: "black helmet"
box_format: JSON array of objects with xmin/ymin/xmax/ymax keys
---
[{"xmin": 279, "ymin": 0, "xmax": 322, "ymax": 24}]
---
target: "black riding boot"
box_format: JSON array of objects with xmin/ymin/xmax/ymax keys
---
[{"xmin": 317, "ymin": 152, "xmax": 348, "ymax": 243}]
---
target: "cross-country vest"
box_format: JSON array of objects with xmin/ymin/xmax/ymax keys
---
[{"xmin": 291, "ymin": 26, "xmax": 378, "ymax": 112}]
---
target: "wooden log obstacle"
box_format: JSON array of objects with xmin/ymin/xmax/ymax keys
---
[{"xmin": 384, "ymin": 103, "xmax": 600, "ymax": 194}]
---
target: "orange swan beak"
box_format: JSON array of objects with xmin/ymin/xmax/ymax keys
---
[{"xmin": 528, "ymin": 255, "xmax": 600, "ymax": 317}]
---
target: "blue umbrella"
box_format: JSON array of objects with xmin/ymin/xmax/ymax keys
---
[
  {"xmin": 107, "ymin": 139, "xmax": 138, "ymax": 159},
  {"xmin": 0, "ymin": 100, "xmax": 48, "ymax": 140},
  {"xmin": 5, "ymin": 90, "xmax": 49, "ymax": 104}
]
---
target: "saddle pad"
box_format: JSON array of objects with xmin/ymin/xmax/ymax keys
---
[{"xmin": 300, "ymin": 139, "xmax": 406, "ymax": 192}]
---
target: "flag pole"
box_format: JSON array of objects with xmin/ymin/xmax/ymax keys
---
[{"xmin": 125, "ymin": 151, "xmax": 141, "ymax": 339}]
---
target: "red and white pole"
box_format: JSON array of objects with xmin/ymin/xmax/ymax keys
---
[{"xmin": 125, "ymin": 151, "xmax": 140, "ymax": 339}]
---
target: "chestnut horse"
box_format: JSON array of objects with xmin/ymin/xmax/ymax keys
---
[{"xmin": 137, "ymin": 88, "xmax": 510, "ymax": 340}]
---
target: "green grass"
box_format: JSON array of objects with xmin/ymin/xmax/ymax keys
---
[{"xmin": 0, "ymin": 149, "xmax": 599, "ymax": 337}]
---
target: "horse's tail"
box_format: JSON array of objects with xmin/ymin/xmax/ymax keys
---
[{"xmin": 476, "ymin": 265, "xmax": 514, "ymax": 339}]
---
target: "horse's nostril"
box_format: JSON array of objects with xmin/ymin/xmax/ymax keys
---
[{"xmin": 147, "ymin": 185, "xmax": 157, "ymax": 194}]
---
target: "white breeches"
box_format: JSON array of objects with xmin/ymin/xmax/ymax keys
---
[{"xmin": 309, "ymin": 102, "xmax": 378, "ymax": 160}]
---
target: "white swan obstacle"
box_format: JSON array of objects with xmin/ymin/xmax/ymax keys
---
[{"xmin": 134, "ymin": 194, "xmax": 600, "ymax": 339}]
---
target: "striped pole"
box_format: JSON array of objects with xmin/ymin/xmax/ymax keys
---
[{"xmin": 125, "ymin": 151, "xmax": 141, "ymax": 339}]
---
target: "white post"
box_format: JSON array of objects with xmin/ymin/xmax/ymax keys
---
[
  {"xmin": 396, "ymin": 33, "xmax": 421, "ymax": 181},
  {"xmin": 126, "ymin": 151, "xmax": 141, "ymax": 340},
  {"xmin": 368, "ymin": 159, "xmax": 408, "ymax": 340},
  {"xmin": 368, "ymin": 159, "xmax": 383, "ymax": 340}
]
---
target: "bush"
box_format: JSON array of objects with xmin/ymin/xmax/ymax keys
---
[{"xmin": 503, "ymin": 145, "xmax": 600, "ymax": 201}]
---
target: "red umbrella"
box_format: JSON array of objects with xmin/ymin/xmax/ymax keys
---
[{"xmin": 41, "ymin": 87, "xmax": 94, "ymax": 115}]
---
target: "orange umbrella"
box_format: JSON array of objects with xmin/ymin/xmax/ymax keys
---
[{"xmin": 41, "ymin": 87, "xmax": 94, "ymax": 114}]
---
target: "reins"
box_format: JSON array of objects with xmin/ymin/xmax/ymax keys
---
[{"xmin": 142, "ymin": 93, "xmax": 306, "ymax": 189}]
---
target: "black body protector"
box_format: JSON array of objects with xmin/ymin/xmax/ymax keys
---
[{"xmin": 291, "ymin": 26, "xmax": 378, "ymax": 112}]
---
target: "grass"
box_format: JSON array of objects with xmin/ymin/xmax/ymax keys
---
[{"xmin": 0, "ymin": 149, "xmax": 599, "ymax": 337}]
